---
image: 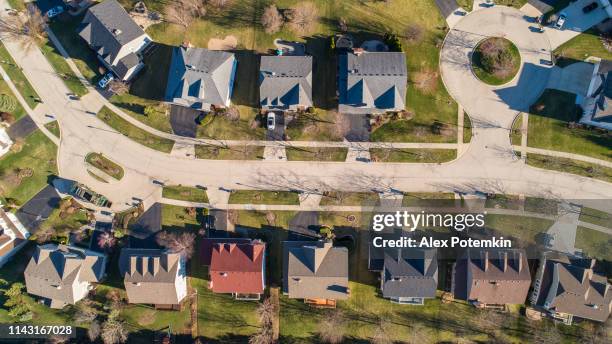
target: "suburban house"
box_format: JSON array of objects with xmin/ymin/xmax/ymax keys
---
[
  {"xmin": 579, "ymin": 59, "xmax": 612, "ymax": 130},
  {"xmin": 0, "ymin": 206, "xmax": 29, "ymax": 268},
  {"xmin": 452, "ymin": 249, "xmax": 531, "ymax": 308},
  {"xmin": 24, "ymin": 244, "xmax": 106, "ymax": 309},
  {"xmin": 259, "ymin": 55, "xmax": 313, "ymax": 111},
  {"xmin": 530, "ymin": 252, "xmax": 611, "ymax": 325},
  {"xmin": 338, "ymin": 49, "xmax": 407, "ymax": 114},
  {"xmin": 201, "ymin": 238, "xmax": 266, "ymax": 300},
  {"xmin": 283, "ymin": 240, "xmax": 349, "ymax": 307},
  {"xmin": 119, "ymin": 249, "xmax": 187, "ymax": 309},
  {"xmin": 381, "ymin": 248, "xmax": 438, "ymax": 305},
  {"xmin": 165, "ymin": 46, "xmax": 237, "ymax": 112},
  {"xmin": 78, "ymin": 0, "xmax": 152, "ymax": 81}
]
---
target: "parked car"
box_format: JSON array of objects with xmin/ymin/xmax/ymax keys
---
[
  {"xmin": 583, "ymin": 2, "xmax": 599, "ymax": 13},
  {"xmin": 98, "ymin": 73, "xmax": 114, "ymax": 89},
  {"xmin": 46, "ymin": 6, "xmax": 64, "ymax": 18},
  {"xmin": 267, "ymin": 112, "xmax": 275, "ymax": 130},
  {"xmin": 554, "ymin": 13, "xmax": 567, "ymax": 30}
]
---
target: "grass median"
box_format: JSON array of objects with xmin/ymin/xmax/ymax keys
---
[
  {"xmin": 526, "ymin": 153, "xmax": 612, "ymax": 184},
  {"xmin": 370, "ymin": 148, "xmax": 457, "ymax": 163},
  {"xmin": 96, "ymin": 106, "xmax": 175, "ymax": 153},
  {"xmin": 286, "ymin": 146, "xmax": 348, "ymax": 161},
  {"xmin": 85, "ymin": 152, "xmax": 124, "ymax": 180},
  {"xmin": 195, "ymin": 145, "xmax": 264, "ymax": 160},
  {"xmin": 229, "ymin": 190, "xmax": 300, "ymax": 205}
]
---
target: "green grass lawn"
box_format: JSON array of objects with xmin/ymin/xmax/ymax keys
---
[
  {"xmin": 472, "ymin": 37, "xmax": 521, "ymax": 86},
  {"xmin": 0, "ymin": 79, "xmax": 26, "ymax": 122},
  {"xmin": 463, "ymin": 112, "xmax": 472, "ymax": 144},
  {"xmin": 494, "ymin": 0, "xmax": 528, "ymax": 8},
  {"xmin": 160, "ymin": 204, "xmax": 206, "ymax": 231},
  {"xmin": 196, "ymin": 107, "xmax": 266, "ymax": 140},
  {"xmin": 528, "ymin": 89, "xmax": 611, "ymax": 162},
  {"xmin": 511, "ymin": 115, "xmax": 522, "ymax": 146},
  {"xmin": 162, "ymin": 185, "xmax": 209, "ymax": 203},
  {"xmin": 554, "ymin": 29, "xmax": 612, "ymax": 61},
  {"xmin": 484, "ymin": 194, "xmax": 521, "ymax": 210},
  {"xmin": 229, "ymin": 190, "xmax": 300, "ymax": 205},
  {"xmin": 456, "ymin": 0, "xmax": 474, "ymax": 11},
  {"xmin": 195, "ymin": 144, "xmax": 264, "ymax": 160},
  {"xmin": 49, "ymin": 15, "xmax": 101, "ymax": 83},
  {"xmin": 402, "ymin": 192, "xmax": 456, "ymax": 207},
  {"xmin": 370, "ymin": 148, "xmax": 457, "ymax": 163},
  {"xmin": 286, "ymin": 147, "xmax": 348, "ymax": 161},
  {"xmin": 44, "ymin": 121, "xmax": 60, "ymax": 138},
  {"xmin": 0, "ymin": 42, "xmax": 39, "ymax": 109},
  {"xmin": 37, "ymin": 205, "xmax": 90, "ymax": 235},
  {"xmin": 110, "ymin": 93, "xmax": 172, "ymax": 133},
  {"xmin": 575, "ymin": 226, "xmax": 612, "ymax": 261},
  {"xmin": 484, "ymin": 214, "xmax": 554, "ymax": 245},
  {"xmin": 85, "ymin": 153, "xmax": 124, "ymax": 180},
  {"xmin": 579, "ymin": 207, "xmax": 611, "ymax": 228},
  {"xmin": 524, "ymin": 197, "xmax": 558, "ymax": 216},
  {"xmin": 96, "ymin": 106, "xmax": 175, "ymax": 153},
  {"xmin": 0, "ymin": 130, "xmax": 57, "ymax": 206},
  {"xmin": 40, "ymin": 39, "xmax": 88, "ymax": 97},
  {"xmin": 285, "ymin": 110, "xmax": 343, "ymax": 142},
  {"xmin": 526, "ymin": 153, "xmax": 612, "ymax": 184},
  {"xmin": 320, "ymin": 192, "xmax": 380, "ymax": 206}
]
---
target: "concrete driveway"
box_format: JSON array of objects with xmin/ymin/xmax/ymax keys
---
[
  {"xmin": 266, "ymin": 111, "xmax": 285, "ymax": 140},
  {"xmin": 169, "ymin": 105, "xmax": 200, "ymax": 138},
  {"xmin": 16, "ymin": 185, "xmax": 61, "ymax": 233},
  {"xmin": 7, "ymin": 115, "xmax": 37, "ymax": 140},
  {"xmin": 544, "ymin": 0, "xmax": 610, "ymax": 49},
  {"xmin": 546, "ymin": 62, "xmax": 596, "ymax": 96}
]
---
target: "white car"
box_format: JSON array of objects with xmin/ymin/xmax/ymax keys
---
[
  {"xmin": 555, "ymin": 13, "xmax": 567, "ymax": 30},
  {"xmin": 98, "ymin": 73, "xmax": 114, "ymax": 89},
  {"xmin": 46, "ymin": 6, "xmax": 64, "ymax": 18},
  {"xmin": 267, "ymin": 112, "xmax": 276, "ymax": 130}
]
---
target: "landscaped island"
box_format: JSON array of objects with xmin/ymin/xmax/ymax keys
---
[{"xmin": 472, "ymin": 37, "xmax": 521, "ymax": 85}]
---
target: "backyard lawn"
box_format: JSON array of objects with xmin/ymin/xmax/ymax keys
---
[
  {"xmin": 0, "ymin": 43, "xmax": 39, "ymax": 109},
  {"xmin": 528, "ymin": 89, "xmax": 611, "ymax": 162},
  {"xmin": 40, "ymin": 39, "xmax": 88, "ymax": 97},
  {"xmin": 285, "ymin": 146, "xmax": 348, "ymax": 161},
  {"xmin": 96, "ymin": 106, "xmax": 175, "ymax": 153},
  {"xmin": 526, "ymin": 153, "xmax": 612, "ymax": 184},
  {"xmin": 85, "ymin": 153, "xmax": 124, "ymax": 180},
  {"xmin": 229, "ymin": 190, "xmax": 300, "ymax": 205},
  {"xmin": 0, "ymin": 130, "xmax": 57, "ymax": 206},
  {"xmin": 370, "ymin": 148, "xmax": 457, "ymax": 163},
  {"xmin": 554, "ymin": 29, "xmax": 612, "ymax": 61},
  {"xmin": 162, "ymin": 185, "xmax": 209, "ymax": 203},
  {"xmin": 195, "ymin": 144, "xmax": 264, "ymax": 160}
]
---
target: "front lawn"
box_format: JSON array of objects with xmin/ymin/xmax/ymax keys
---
[
  {"xmin": 484, "ymin": 214, "xmax": 554, "ymax": 245},
  {"xmin": 0, "ymin": 130, "xmax": 57, "ymax": 206},
  {"xmin": 320, "ymin": 192, "xmax": 380, "ymax": 206},
  {"xmin": 0, "ymin": 42, "xmax": 39, "ymax": 109},
  {"xmin": 554, "ymin": 29, "xmax": 612, "ymax": 61},
  {"xmin": 0, "ymin": 79, "xmax": 26, "ymax": 122},
  {"xmin": 285, "ymin": 146, "xmax": 348, "ymax": 161},
  {"xmin": 528, "ymin": 89, "xmax": 611, "ymax": 162},
  {"xmin": 196, "ymin": 107, "xmax": 265, "ymax": 140},
  {"xmin": 44, "ymin": 121, "xmax": 60, "ymax": 138},
  {"xmin": 162, "ymin": 185, "xmax": 209, "ymax": 203},
  {"xmin": 40, "ymin": 39, "xmax": 88, "ymax": 97},
  {"xmin": 579, "ymin": 207, "xmax": 611, "ymax": 229},
  {"xmin": 229, "ymin": 190, "xmax": 300, "ymax": 205},
  {"xmin": 575, "ymin": 226, "xmax": 612, "ymax": 261},
  {"xmin": 96, "ymin": 106, "xmax": 175, "ymax": 153},
  {"xmin": 110, "ymin": 93, "xmax": 172, "ymax": 133},
  {"xmin": 402, "ymin": 192, "xmax": 456, "ymax": 207},
  {"xmin": 161, "ymin": 204, "xmax": 205, "ymax": 231},
  {"xmin": 526, "ymin": 153, "xmax": 612, "ymax": 184},
  {"xmin": 195, "ymin": 144, "xmax": 264, "ymax": 160},
  {"xmin": 85, "ymin": 153, "xmax": 124, "ymax": 180},
  {"xmin": 370, "ymin": 148, "xmax": 457, "ymax": 163}
]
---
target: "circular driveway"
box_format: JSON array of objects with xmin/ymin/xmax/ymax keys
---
[{"xmin": 440, "ymin": 6, "xmax": 553, "ymax": 128}]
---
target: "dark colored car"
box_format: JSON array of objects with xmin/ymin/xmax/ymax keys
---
[{"xmin": 583, "ymin": 2, "xmax": 599, "ymax": 13}]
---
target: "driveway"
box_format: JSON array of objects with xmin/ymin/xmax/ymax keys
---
[
  {"xmin": 128, "ymin": 202, "xmax": 162, "ymax": 248},
  {"xmin": 546, "ymin": 62, "xmax": 596, "ymax": 96},
  {"xmin": 434, "ymin": 0, "xmax": 460, "ymax": 19},
  {"xmin": 7, "ymin": 115, "xmax": 37, "ymax": 140},
  {"xmin": 15, "ymin": 185, "xmax": 61, "ymax": 233},
  {"xmin": 266, "ymin": 111, "xmax": 285, "ymax": 140},
  {"xmin": 544, "ymin": 0, "xmax": 610, "ymax": 49},
  {"xmin": 170, "ymin": 105, "xmax": 200, "ymax": 138},
  {"xmin": 345, "ymin": 114, "xmax": 369, "ymax": 142},
  {"xmin": 288, "ymin": 211, "xmax": 320, "ymax": 238}
]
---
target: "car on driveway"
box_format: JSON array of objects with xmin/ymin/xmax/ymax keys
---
[
  {"xmin": 98, "ymin": 73, "xmax": 114, "ymax": 89},
  {"xmin": 554, "ymin": 12, "xmax": 567, "ymax": 30},
  {"xmin": 583, "ymin": 2, "xmax": 598, "ymax": 13},
  {"xmin": 46, "ymin": 6, "xmax": 64, "ymax": 18},
  {"xmin": 267, "ymin": 112, "xmax": 275, "ymax": 130}
]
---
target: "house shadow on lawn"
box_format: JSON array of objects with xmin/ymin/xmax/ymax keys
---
[{"xmin": 130, "ymin": 42, "xmax": 174, "ymax": 101}]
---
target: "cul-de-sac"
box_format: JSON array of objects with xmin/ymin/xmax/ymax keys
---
[{"xmin": 0, "ymin": 0, "xmax": 610, "ymax": 343}]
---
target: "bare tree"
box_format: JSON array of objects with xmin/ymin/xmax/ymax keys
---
[
  {"xmin": 97, "ymin": 232, "xmax": 116, "ymax": 251},
  {"xmin": 256, "ymin": 297, "xmax": 276, "ymax": 326},
  {"xmin": 287, "ymin": 2, "xmax": 318, "ymax": 34},
  {"xmin": 250, "ymin": 297, "xmax": 277, "ymax": 344},
  {"xmin": 0, "ymin": 6, "xmax": 46, "ymax": 49},
  {"xmin": 88, "ymin": 320, "xmax": 101, "ymax": 342},
  {"xmin": 318, "ymin": 309, "xmax": 345, "ymax": 343},
  {"xmin": 108, "ymin": 80, "xmax": 129, "ymax": 95},
  {"xmin": 261, "ymin": 4, "xmax": 283, "ymax": 34},
  {"xmin": 532, "ymin": 322, "xmax": 562, "ymax": 344},
  {"xmin": 101, "ymin": 318, "xmax": 128, "ymax": 344},
  {"xmin": 74, "ymin": 300, "xmax": 97, "ymax": 323},
  {"xmin": 164, "ymin": 0, "xmax": 205, "ymax": 28},
  {"xmin": 249, "ymin": 327, "xmax": 273, "ymax": 344},
  {"xmin": 156, "ymin": 231, "xmax": 196, "ymax": 259}
]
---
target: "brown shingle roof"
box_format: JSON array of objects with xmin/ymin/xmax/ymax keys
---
[{"xmin": 209, "ymin": 241, "xmax": 265, "ymax": 294}]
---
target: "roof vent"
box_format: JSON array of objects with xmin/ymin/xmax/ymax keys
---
[
  {"xmin": 112, "ymin": 29, "xmax": 122, "ymax": 36},
  {"xmin": 220, "ymin": 272, "xmax": 228, "ymax": 277}
]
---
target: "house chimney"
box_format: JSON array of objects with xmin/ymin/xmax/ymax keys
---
[{"xmin": 483, "ymin": 251, "xmax": 489, "ymax": 271}]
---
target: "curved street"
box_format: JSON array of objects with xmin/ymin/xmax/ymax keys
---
[{"xmin": 2, "ymin": 5, "xmax": 611, "ymax": 212}]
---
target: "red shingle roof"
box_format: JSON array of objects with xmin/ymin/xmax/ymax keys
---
[{"xmin": 209, "ymin": 241, "xmax": 265, "ymax": 294}]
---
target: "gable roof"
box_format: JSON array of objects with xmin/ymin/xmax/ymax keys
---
[
  {"xmin": 283, "ymin": 241, "xmax": 349, "ymax": 300},
  {"xmin": 259, "ymin": 56, "xmax": 313, "ymax": 109},
  {"xmin": 339, "ymin": 51, "xmax": 407, "ymax": 114},
  {"xmin": 536, "ymin": 253, "xmax": 611, "ymax": 322},
  {"xmin": 165, "ymin": 47, "xmax": 236, "ymax": 111},
  {"xmin": 78, "ymin": 0, "xmax": 146, "ymax": 68},
  {"xmin": 382, "ymin": 248, "xmax": 438, "ymax": 299},
  {"xmin": 583, "ymin": 70, "xmax": 612, "ymax": 124},
  {"xmin": 200, "ymin": 237, "xmax": 254, "ymax": 265},
  {"xmin": 209, "ymin": 241, "xmax": 265, "ymax": 294},
  {"xmin": 24, "ymin": 244, "xmax": 106, "ymax": 306},
  {"xmin": 119, "ymin": 249, "xmax": 185, "ymax": 305},
  {"xmin": 458, "ymin": 249, "xmax": 531, "ymax": 305}
]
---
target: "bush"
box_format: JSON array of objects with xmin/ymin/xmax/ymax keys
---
[
  {"xmin": 0, "ymin": 111, "xmax": 15, "ymax": 124},
  {"xmin": 478, "ymin": 39, "xmax": 514, "ymax": 74},
  {"xmin": 261, "ymin": 4, "xmax": 283, "ymax": 34},
  {"xmin": 383, "ymin": 33, "xmax": 402, "ymax": 52}
]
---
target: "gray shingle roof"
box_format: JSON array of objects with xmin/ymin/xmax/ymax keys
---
[
  {"xmin": 24, "ymin": 244, "xmax": 106, "ymax": 307},
  {"xmin": 78, "ymin": 0, "xmax": 146, "ymax": 71},
  {"xmin": 119, "ymin": 248, "xmax": 186, "ymax": 305},
  {"xmin": 283, "ymin": 241, "xmax": 349, "ymax": 300},
  {"xmin": 381, "ymin": 248, "xmax": 438, "ymax": 299},
  {"xmin": 339, "ymin": 51, "xmax": 407, "ymax": 114},
  {"xmin": 165, "ymin": 47, "xmax": 236, "ymax": 111},
  {"xmin": 259, "ymin": 56, "xmax": 313, "ymax": 110}
]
